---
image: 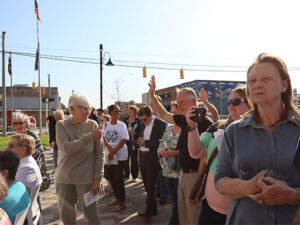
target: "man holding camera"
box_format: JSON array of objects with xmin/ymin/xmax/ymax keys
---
[{"xmin": 148, "ymin": 75, "xmax": 213, "ymax": 225}]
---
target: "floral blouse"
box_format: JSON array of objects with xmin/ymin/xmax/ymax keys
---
[{"xmin": 158, "ymin": 124, "xmax": 181, "ymax": 179}]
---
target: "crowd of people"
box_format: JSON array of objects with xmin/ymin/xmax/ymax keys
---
[{"xmin": 0, "ymin": 53, "xmax": 300, "ymax": 225}]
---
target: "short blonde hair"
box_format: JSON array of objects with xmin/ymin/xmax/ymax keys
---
[
  {"xmin": 68, "ymin": 94, "xmax": 91, "ymax": 111},
  {"xmin": 12, "ymin": 134, "xmax": 36, "ymax": 156},
  {"xmin": 0, "ymin": 174, "xmax": 8, "ymax": 202},
  {"xmin": 12, "ymin": 112, "xmax": 30, "ymax": 129}
]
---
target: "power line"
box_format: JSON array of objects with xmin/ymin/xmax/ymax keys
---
[{"xmin": 3, "ymin": 50, "xmax": 300, "ymax": 72}]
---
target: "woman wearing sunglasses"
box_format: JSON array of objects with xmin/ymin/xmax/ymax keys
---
[
  {"xmin": 12, "ymin": 112, "xmax": 44, "ymax": 159},
  {"xmin": 102, "ymin": 104, "xmax": 129, "ymax": 212},
  {"xmin": 215, "ymin": 54, "xmax": 300, "ymax": 225},
  {"xmin": 186, "ymin": 86, "xmax": 250, "ymax": 225}
]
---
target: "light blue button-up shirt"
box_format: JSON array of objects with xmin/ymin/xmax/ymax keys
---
[{"xmin": 215, "ymin": 113, "xmax": 300, "ymax": 225}]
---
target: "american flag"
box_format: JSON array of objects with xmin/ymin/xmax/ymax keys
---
[{"xmin": 35, "ymin": 0, "xmax": 41, "ymax": 22}]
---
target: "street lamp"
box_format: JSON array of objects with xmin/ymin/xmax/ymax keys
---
[{"xmin": 99, "ymin": 44, "xmax": 114, "ymax": 109}]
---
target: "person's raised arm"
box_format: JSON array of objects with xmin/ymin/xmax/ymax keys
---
[
  {"xmin": 148, "ymin": 75, "xmax": 175, "ymax": 124},
  {"xmin": 186, "ymin": 106, "xmax": 207, "ymax": 159},
  {"xmin": 199, "ymin": 88, "xmax": 219, "ymax": 122}
]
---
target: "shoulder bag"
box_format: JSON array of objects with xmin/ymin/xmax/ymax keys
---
[{"xmin": 189, "ymin": 147, "xmax": 218, "ymax": 204}]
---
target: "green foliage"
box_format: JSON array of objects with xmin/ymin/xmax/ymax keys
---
[{"xmin": 0, "ymin": 134, "xmax": 49, "ymax": 151}]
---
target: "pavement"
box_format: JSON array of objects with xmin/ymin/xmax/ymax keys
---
[{"xmin": 40, "ymin": 148, "xmax": 172, "ymax": 225}]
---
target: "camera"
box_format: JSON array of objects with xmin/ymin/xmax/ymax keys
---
[{"xmin": 191, "ymin": 108, "xmax": 206, "ymax": 123}]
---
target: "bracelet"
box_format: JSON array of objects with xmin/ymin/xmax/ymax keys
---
[{"xmin": 188, "ymin": 125, "xmax": 197, "ymax": 132}]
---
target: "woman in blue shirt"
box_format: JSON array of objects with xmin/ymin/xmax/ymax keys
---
[
  {"xmin": 215, "ymin": 53, "xmax": 300, "ymax": 225},
  {"xmin": 0, "ymin": 150, "xmax": 30, "ymax": 224}
]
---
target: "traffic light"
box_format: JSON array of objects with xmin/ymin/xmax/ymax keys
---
[
  {"xmin": 32, "ymin": 82, "xmax": 36, "ymax": 89},
  {"xmin": 42, "ymin": 97, "xmax": 47, "ymax": 103},
  {"xmin": 42, "ymin": 87, "xmax": 46, "ymax": 95},
  {"xmin": 49, "ymin": 97, "xmax": 55, "ymax": 102},
  {"xmin": 143, "ymin": 66, "xmax": 147, "ymax": 78},
  {"xmin": 180, "ymin": 68, "xmax": 184, "ymax": 79}
]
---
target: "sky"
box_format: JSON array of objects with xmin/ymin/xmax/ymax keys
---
[{"xmin": 1, "ymin": 0, "xmax": 300, "ymax": 109}]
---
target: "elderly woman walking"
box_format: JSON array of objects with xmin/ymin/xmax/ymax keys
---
[{"xmin": 55, "ymin": 94, "xmax": 104, "ymax": 225}]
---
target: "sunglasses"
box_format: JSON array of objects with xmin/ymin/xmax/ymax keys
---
[
  {"xmin": 13, "ymin": 121, "xmax": 24, "ymax": 126},
  {"xmin": 140, "ymin": 117, "xmax": 148, "ymax": 122},
  {"xmin": 228, "ymin": 99, "xmax": 248, "ymax": 106}
]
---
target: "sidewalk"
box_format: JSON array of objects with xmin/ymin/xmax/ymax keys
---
[{"xmin": 40, "ymin": 148, "xmax": 172, "ymax": 225}]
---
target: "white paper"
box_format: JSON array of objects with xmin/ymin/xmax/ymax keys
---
[
  {"xmin": 214, "ymin": 129, "xmax": 224, "ymax": 151},
  {"xmin": 84, "ymin": 186, "xmax": 105, "ymax": 207}
]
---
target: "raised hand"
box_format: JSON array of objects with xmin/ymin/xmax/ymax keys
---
[
  {"xmin": 198, "ymin": 88, "xmax": 208, "ymax": 104},
  {"xmin": 148, "ymin": 75, "xmax": 156, "ymax": 96}
]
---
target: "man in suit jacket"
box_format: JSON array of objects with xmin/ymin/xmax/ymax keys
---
[{"xmin": 137, "ymin": 105, "xmax": 167, "ymax": 225}]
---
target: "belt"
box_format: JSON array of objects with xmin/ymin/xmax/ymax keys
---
[
  {"xmin": 140, "ymin": 151, "xmax": 150, "ymax": 155},
  {"xmin": 182, "ymin": 168, "xmax": 198, "ymax": 173}
]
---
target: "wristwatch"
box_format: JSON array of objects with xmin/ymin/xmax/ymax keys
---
[{"xmin": 188, "ymin": 125, "xmax": 196, "ymax": 132}]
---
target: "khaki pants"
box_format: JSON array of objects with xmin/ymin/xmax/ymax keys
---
[
  {"xmin": 178, "ymin": 171, "xmax": 202, "ymax": 225},
  {"xmin": 56, "ymin": 182, "xmax": 101, "ymax": 225}
]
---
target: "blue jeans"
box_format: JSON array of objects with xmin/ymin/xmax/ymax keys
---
[
  {"xmin": 157, "ymin": 170, "xmax": 168, "ymax": 200},
  {"xmin": 165, "ymin": 177, "xmax": 179, "ymax": 225}
]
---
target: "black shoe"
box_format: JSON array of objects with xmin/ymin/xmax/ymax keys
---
[
  {"xmin": 143, "ymin": 216, "xmax": 151, "ymax": 225},
  {"xmin": 138, "ymin": 211, "xmax": 157, "ymax": 216}
]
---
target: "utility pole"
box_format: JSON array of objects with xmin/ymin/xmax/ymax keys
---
[
  {"xmin": 48, "ymin": 74, "xmax": 51, "ymax": 114},
  {"xmin": 2, "ymin": 31, "xmax": 7, "ymax": 136}
]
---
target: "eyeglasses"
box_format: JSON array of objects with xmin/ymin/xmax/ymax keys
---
[
  {"xmin": 13, "ymin": 121, "xmax": 24, "ymax": 126},
  {"xmin": 76, "ymin": 106, "xmax": 91, "ymax": 112},
  {"xmin": 228, "ymin": 99, "xmax": 248, "ymax": 106},
  {"xmin": 8, "ymin": 143, "xmax": 20, "ymax": 149}
]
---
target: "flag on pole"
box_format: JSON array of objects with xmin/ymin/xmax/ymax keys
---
[
  {"xmin": 8, "ymin": 53, "xmax": 12, "ymax": 76},
  {"xmin": 35, "ymin": 0, "xmax": 42, "ymax": 22},
  {"xmin": 35, "ymin": 45, "xmax": 40, "ymax": 71}
]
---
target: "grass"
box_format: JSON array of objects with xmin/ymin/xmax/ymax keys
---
[{"xmin": 0, "ymin": 134, "xmax": 49, "ymax": 150}]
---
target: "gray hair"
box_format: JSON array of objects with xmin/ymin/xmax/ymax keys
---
[
  {"xmin": 0, "ymin": 173, "xmax": 8, "ymax": 202},
  {"xmin": 68, "ymin": 94, "xmax": 91, "ymax": 111},
  {"xmin": 12, "ymin": 112, "xmax": 30, "ymax": 129},
  {"xmin": 54, "ymin": 110, "xmax": 64, "ymax": 121}
]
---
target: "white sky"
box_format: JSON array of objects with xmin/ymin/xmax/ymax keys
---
[{"xmin": 1, "ymin": 0, "xmax": 300, "ymax": 108}]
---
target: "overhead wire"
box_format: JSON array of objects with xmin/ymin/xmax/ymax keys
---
[{"xmin": 3, "ymin": 50, "xmax": 300, "ymax": 72}]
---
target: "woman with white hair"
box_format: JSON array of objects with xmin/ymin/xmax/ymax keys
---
[
  {"xmin": 55, "ymin": 94, "xmax": 104, "ymax": 225},
  {"xmin": 12, "ymin": 112, "xmax": 43, "ymax": 159}
]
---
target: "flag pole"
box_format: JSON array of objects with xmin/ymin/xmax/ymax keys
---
[
  {"xmin": 36, "ymin": 19, "xmax": 42, "ymax": 136},
  {"xmin": 9, "ymin": 51, "xmax": 13, "ymax": 134}
]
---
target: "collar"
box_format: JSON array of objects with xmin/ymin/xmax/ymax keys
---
[
  {"xmin": 20, "ymin": 155, "xmax": 32, "ymax": 163},
  {"xmin": 146, "ymin": 116, "xmax": 155, "ymax": 127},
  {"xmin": 239, "ymin": 113, "xmax": 300, "ymax": 128}
]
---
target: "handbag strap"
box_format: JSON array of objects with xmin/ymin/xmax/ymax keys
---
[{"xmin": 206, "ymin": 147, "xmax": 218, "ymax": 167}]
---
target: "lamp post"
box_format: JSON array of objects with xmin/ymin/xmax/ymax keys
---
[{"xmin": 99, "ymin": 44, "xmax": 113, "ymax": 109}]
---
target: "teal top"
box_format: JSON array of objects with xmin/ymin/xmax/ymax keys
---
[
  {"xmin": 0, "ymin": 181, "xmax": 30, "ymax": 224},
  {"xmin": 200, "ymin": 132, "xmax": 219, "ymax": 172}
]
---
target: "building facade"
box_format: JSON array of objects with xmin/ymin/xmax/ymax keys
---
[{"xmin": 0, "ymin": 85, "xmax": 60, "ymax": 126}]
